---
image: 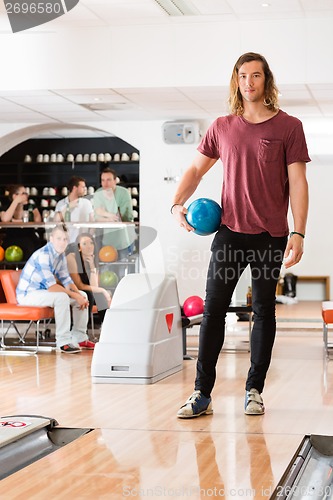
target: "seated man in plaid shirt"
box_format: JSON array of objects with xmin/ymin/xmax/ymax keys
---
[{"xmin": 16, "ymin": 224, "xmax": 94, "ymax": 353}]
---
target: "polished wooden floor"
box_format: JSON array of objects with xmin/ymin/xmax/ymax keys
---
[{"xmin": 0, "ymin": 301, "xmax": 332, "ymax": 499}]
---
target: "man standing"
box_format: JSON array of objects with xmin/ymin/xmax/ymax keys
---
[
  {"xmin": 93, "ymin": 168, "xmax": 136, "ymax": 260},
  {"xmin": 16, "ymin": 225, "xmax": 94, "ymax": 353},
  {"xmin": 172, "ymin": 52, "xmax": 310, "ymax": 417},
  {"xmin": 55, "ymin": 176, "xmax": 94, "ymax": 243}
]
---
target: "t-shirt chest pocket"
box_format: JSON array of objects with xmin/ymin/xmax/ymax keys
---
[{"xmin": 258, "ymin": 139, "xmax": 283, "ymax": 163}]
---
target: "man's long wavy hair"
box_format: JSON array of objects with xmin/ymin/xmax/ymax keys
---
[{"xmin": 228, "ymin": 52, "xmax": 279, "ymax": 116}]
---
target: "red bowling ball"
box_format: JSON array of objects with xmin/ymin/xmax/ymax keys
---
[{"xmin": 183, "ymin": 295, "xmax": 204, "ymax": 317}]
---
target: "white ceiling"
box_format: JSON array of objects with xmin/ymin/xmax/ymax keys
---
[{"xmin": 0, "ymin": 0, "xmax": 333, "ymax": 137}]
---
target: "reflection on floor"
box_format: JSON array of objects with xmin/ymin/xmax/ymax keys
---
[{"xmin": 0, "ymin": 301, "xmax": 332, "ymax": 498}]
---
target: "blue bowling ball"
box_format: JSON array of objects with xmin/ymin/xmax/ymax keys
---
[{"xmin": 185, "ymin": 198, "xmax": 222, "ymax": 236}]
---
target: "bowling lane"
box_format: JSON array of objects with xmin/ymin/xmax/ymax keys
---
[
  {"xmin": 1, "ymin": 334, "xmax": 333, "ymax": 436},
  {"xmin": 0, "ymin": 427, "xmax": 302, "ymax": 499},
  {"xmin": 1, "ymin": 322, "xmax": 332, "ymax": 497}
]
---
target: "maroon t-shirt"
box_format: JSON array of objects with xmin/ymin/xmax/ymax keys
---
[{"xmin": 197, "ymin": 110, "xmax": 311, "ymax": 237}]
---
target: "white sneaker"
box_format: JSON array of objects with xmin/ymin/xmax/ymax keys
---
[
  {"xmin": 177, "ymin": 390, "xmax": 213, "ymax": 418},
  {"xmin": 245, "ymin": 388, "xmax": 265, "ymax": 415}
]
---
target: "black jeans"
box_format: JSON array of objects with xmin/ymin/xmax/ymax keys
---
[
  {"xmin": 195, "ymin": 225, "xmax": 287, "ymax": 397},
  {"xmin": 85, "ymin": 290, "xmax": 109, "ymax": 322}
]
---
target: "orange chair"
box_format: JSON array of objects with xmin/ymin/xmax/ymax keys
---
[
  {"xmin": 322, "ymin": 301, "xmax": 333, "ymax": 354},
  {"xmin": 0, "ymin": 270, "xmax": 54, "ymax": 354}
]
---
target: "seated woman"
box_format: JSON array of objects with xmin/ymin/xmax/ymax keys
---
[
  {"xmin": 66, "ymin": 232, "xmax": 111, "ymax": 324},
  {"xmin": 1, "ymin": 184, "xmax": 41, "ymax": 224},
  {"xmin": 0, "ymin": 184, "xmax": 42, "ymax": 259}
]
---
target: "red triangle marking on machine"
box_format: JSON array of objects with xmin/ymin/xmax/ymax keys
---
[{"xmin": 165, "ymin": 313, "xmax": 173, "ymax": 333}]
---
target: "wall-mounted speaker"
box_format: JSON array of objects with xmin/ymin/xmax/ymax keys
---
[{"xmin": 162, "ymin": 121, "xmax": 200, "ymax": 144}]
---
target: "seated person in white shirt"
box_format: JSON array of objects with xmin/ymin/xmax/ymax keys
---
[{"xmin": 54, "ymin": 176, "xmax": 94, "ymax": 243}]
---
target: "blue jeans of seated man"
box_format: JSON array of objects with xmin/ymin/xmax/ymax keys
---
[{"xmin": 195, "ymin": 225, "xmax": 288, "ymax": 398}]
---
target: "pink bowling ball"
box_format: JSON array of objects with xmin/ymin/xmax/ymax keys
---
[{"xmin": 183, "ymin": 295, "xmax": 204, "ymax": 317}]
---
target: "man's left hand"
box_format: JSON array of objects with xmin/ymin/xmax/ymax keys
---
[{"xmin": 284, "ymin": 234, "xmax": 304, "ymax": 268}]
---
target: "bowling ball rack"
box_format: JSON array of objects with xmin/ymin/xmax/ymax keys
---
[
  {"xmin": 181, "ymin": 302, "xmax": 252, "ymax": 360},
  {"xmin": 0, "ymin": 415, "xmax": 92, "ymax": 480}
]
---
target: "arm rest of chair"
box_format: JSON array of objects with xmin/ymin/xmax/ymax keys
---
[{"xmin": 322, "ymin": 301, "xmax": 333, "ymax": 323}]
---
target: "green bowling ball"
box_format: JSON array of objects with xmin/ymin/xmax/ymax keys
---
[
  {"xmin": 5, "ymin": 245, "xmax": 24, "ymax": 262},
  {"xmin": 99, "ymin": 270, "xmax": 119, "ymax": 288}
]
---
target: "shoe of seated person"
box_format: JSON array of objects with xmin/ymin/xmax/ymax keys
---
[
  {"xmin": 177, "ymin": 390, "xmax": 213, "ymax": 418},
  {"xmin": 78, "ymin": 340, "xmax": 95, "ymax": 350},
  {"xmin": 60, "ymin": 344, "xmax": 81, "ymax": 354},
  {"xmin": 244, "ymin": 388, "xmax": 265, "ymax": 415}
]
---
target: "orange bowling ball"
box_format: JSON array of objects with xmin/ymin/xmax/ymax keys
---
[
  {"xmin": 0, "ymin": 246, "xmax": 4, "ymax": 261},
  {"xmin": 99, "ymin": 245, "xmax": 118, "ymax": 263}
]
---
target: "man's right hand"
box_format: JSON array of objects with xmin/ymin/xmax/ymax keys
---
[
  {"xmin": 107, "ymin": 213, "xmax": 121, "ymax": 222},
  {"xmin": 75, "ymin": 293, "xmax": 89, "ymax": 310},
  {"xmin": 94, "ymin": 207, "xmax": 120, "ymax": 222},
  {"xmin": 172, "ymin": 204, "xmax": 195, "ymax": 232}
]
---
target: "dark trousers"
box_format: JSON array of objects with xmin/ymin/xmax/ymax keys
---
[
  {"xmin": 85, "ymin": 290, "xmax": 109, "ymax": 322},
  {"xmin": 195, "ymin": 226, "xmax": 287, "ymax": 398}
]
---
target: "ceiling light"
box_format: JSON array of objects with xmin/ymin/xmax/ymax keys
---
[
  {"xmin": 153, "ymin": 0, "xmax": 199, "ymax": 16},
  {"xmin": 261, "ymin": 2, "xmax": 271, "ymax": 6},
  {"xmin": 81, "ymin": 103, "xmax": 136, "ymax": 111}
]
